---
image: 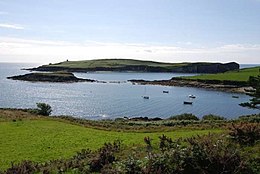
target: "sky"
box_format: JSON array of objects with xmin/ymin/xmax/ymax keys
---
[{"xmin": 0, "ymin": 0, "xmax": 260, "ymax": 64}]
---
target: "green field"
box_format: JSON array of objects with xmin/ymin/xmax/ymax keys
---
[
  {"xmin": 0, "ymin": 119, "xmax": 221, "ymax": 170},
  {"xmin": 184, "ymin": 66, "xmax": 260, "ymax": 82}
]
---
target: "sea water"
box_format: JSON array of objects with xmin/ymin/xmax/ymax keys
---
[{"xmin": 0, "ymin": 63, "xmax": 259, "ymax": 119}]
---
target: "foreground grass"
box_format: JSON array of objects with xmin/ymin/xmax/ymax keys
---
[
  {"xmin": 183, "ymin": 66, "xmax": 260, "ymax": 82},
  {"xmin": 0, "ymin": 119, "xmax": 221, "ymax": 170}
]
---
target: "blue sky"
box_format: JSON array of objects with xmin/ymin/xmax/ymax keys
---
[{"xmin": 0, "ymin": 0, "xmax": 260, "ymax": 63}]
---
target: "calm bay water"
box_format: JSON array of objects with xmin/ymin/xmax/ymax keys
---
[{"xmin": 0, "ymin": 63, "xmax": 259, "ymax": 119}]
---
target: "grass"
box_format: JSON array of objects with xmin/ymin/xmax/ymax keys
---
[
  {"xmin": 0, "ymin": 118, "xmax": 222, "ymax": 170},
  {"xmin": 183, "ymin": 66, "xmax": 260, "ymax": 82}
]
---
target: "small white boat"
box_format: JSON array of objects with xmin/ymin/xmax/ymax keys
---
[
  {"xmin": 142, "ymin": 86, "xmax": 149, "ymax": 99},
  {"xmin": 189, "ymin": 95, "xmax": 196, "ymax": 98}
]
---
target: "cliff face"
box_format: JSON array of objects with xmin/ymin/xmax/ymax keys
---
[
  {"xmin": 171, "ymin": 62, "xmax": 239, "ymax": 73},
  {"xmin": 29, "ymin": 62, "xmax": 239, "ymax": 73}
]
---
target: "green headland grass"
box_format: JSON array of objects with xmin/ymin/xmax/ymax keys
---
[{"xmin": 46, "ymin": 59, "xmax": 188, "ymax": 69}]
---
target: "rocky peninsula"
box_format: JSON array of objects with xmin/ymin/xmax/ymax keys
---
[
  {"xmin": 130, "ymin": 66, "xmax": 260, "ymax": 94},
  {"xmin": 129, "ymin": 78, "xmax": 253, "ymax": 94}
]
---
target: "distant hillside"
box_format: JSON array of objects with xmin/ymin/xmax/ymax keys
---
[{"xmin": 29, "ymin": 59, "xmax": 239, "ymax": 73}]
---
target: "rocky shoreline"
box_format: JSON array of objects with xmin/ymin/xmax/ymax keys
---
[{"xmin": 129, "ymin": 78, "xmax": 255, "ymax": 94}]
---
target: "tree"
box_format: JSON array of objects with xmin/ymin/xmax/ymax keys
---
[{"xmin": 36, "ymin": 103, "xmax": 52, "ymax": 116}]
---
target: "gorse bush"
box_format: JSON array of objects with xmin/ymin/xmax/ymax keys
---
[
  {"xmin": 5, "ymin": 161, "xmax": 38, "ymax": 174},
  {"xmin": 183, "ymin": 135, "xmax": 250, "ymax": 174},
  {"xmin": 229, "ymin": 122, "xmax": 260, "ymax": 145},
  {"xmin": 36, "ymin": 103, "xmax": 52, "ymax": 116},
  {"xmin": 90, "ymin": 140, "xmax": 121, "ymax": 172},
  {"xmin": 158, "ymin": 134, "xmax": 175, "ymax": 152}
]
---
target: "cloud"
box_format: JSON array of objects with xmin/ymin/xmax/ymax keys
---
[
  {"xmin": 0, "ymin": 37, "xmax": 259, "ymax": 63},
  {"xmin": 0, "ymin": 23, "xmax": 24, "ymax": 30}
]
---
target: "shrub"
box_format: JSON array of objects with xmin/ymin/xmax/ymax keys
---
[
  {"xmin": 143, "ymin": 134, "xmax": 252, "ymax": 174},
  {"xmin": 159, "ymin": 134, "xmax": 174, "ymax": 152},
  {"xmin": 248, "ymin": 157, "xmax": 260, "ymax": 174},
  {"xmin": 229, "ymin": 122, "xmax": 260, "ymax": 145},
  {"xmin": 169, "ymin": 113, "xmax": 199, "ymax": 121},
  {"xmin": 202, "ymin": 114, "xmax": 226, "ymax": 121},
  {"xmin": 183, "ymin": 134, "xmax": 251, "ymax": 174},
  {"xmin": 123, "ymin": 156, "xmax": 143, "ymax": 174},
  {"xmin": 90, "ymin": 140, "xmax": 121, "ymax": 172},
  {"xmin": 5, "ymin": 161, "xmax": 39, "ymax": 174},
  {"xmin": 36, "ymin": 103, "xmax": 52, "ymax": 116}
]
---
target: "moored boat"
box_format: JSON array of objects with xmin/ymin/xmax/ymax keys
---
[
  {"xmin": 142, "ymin": 96, "xmax": 149, "ymax": 99},
  {"xmin": 189, "ymin": 95, "xmax": 196, "ymax": 98},
  {"xmin": 183, "ymin": 101, "xmax": 193, "ymax": 105}
]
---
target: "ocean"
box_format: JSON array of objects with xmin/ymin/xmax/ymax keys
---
[{"xmin": 0, "ymin": 63, "xmax": 259, "ymax": 119}]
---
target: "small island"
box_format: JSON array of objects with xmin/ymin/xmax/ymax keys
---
[{"xmin": 7, "ymin": 71, "xmax": 96, "ymax": 83}]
